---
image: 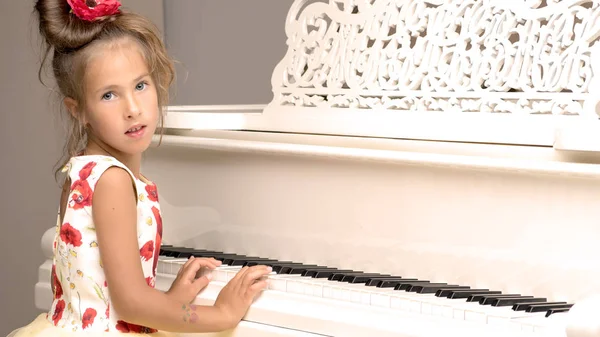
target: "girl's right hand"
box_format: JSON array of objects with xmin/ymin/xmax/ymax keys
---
[
  {"xmin": 166, "ymin": 257, "xmax": 222, "ymax": 304},
  {"xmin": 213, "ymin": 265, "xmax": 272, "ymax": 326}
]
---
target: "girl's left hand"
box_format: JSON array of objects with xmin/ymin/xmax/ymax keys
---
[{"xmin": 165, "ymin": 257, "xmax": 222, "ymax": 304}]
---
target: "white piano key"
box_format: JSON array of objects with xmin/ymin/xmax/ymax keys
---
[
  {"xmin": 510, "ymin": 311, "xmax": 569, "ymax": 336},
  {"xmin": 370, "ymin": 291, "xmax": 393, "ymax": 308},
  {"xmin": 267, "ymin": 274, "xmax": 304, "ymax": 292},
  {"xmin": 158, "ymin": 258, "xmax": 188, "ymax": 275}
]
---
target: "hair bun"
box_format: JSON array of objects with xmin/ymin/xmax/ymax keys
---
[{"xmin": 34, "ymin": 0, "xmax": 105, "ymax": 51}]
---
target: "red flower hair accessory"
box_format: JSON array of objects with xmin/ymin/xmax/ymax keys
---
[{"xmin": 67, "ymin": 0, "xmax": 122, "ymax": 22}]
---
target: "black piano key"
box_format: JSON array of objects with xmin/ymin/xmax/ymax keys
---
[
  {"xmin": 290, "ymin": 267, "xmax": 349, "ymax": 275},
  {"xmin": 512, "ymin": 301, "xmax": 567, "ymax": 311},
  {"xmin": 467, "ymin": 293, "xmax": 520, "ymax": 302},
  {"xmin": 280, "ymin": 265, "xmax": 327, "ymax": 274},
  {"xmin": 246, "ymin": 261, "xmax": 303, "ymax": 267},
  {"xmin": 173, "ymin": 250, "xmax": 201, "ymax": 258},
  {"xmin": 241, "ymin": 259, "xmax": 291, "ymax": 267},
  {"xmin": 305, "ymin": 269, "xmax": 358, "ymax": 278},
  {"xmin": 328, "ymin": 272, "xmax": 377, "ymax": 281},
  {"xmin": 215, "ymin": 256, "xmax": 241, "ymax": 264},
  {"xmin": 480, "ymin": 295, "xmax": 532, "ymax": 305},
  {"xmin": 221, "ymin": 256, "xmax": 271, "ymax": 265},
  {"xmin": 228, "ymin": 258, "xmax": 281, "ymax": 266},
  {"xmin": 546, "ymin": 308, "xmax": 571, "ymax": 317},
  {"xmin": 525, "ymin": 303, "xmax": 574, "ymax": 313},
  {"xmin": 347, "ymin": 275, "xmax": 405, "ymax": 284},
  {"xmin": 436, "ymin": 287, "xmax": 480, "ymax": 297},
  {"xmin": 366, "ymin": 277, "xmax": 410, "ymax": 286},
  {"xmin": 160, "ymin": 247, "xmax": 194, "ymax": 257},
  {"xmin": 394, "ymin": 281, "xmax": 434, "ymax": 291},
  {"xmin": 188, "ymin": 251, "xmax": 229, "ymax": 258},
  {"xmin": 340, "ymin": 273, "xmax": 390, "ymax": 283},
  {"xmin": 176, "ymin": 251, "xmax": 204, "ymax": 258},
  {"xmin": 159, "ymin": 246, "xmax": 179, "ymax": 255},
  {"xmin": 206, "ymin": 254, "xmax": 253, "ymax": 262},
  {"xmin": 417, "ymin": 285, "xmax": 470, "ymax": 294},
  {"xmin": 374, "ymin": 279, "xmax": 421, "ymax": 288},
  {"xmin": 273, "ymin": 264, "xmax": 322, "ymax": 274},
  {"xmin": 406, "ymin": 283, "xmax": 449, "ymax": 293},
  {"xmin": 449, "ymin": 290, "xmax": 500, "ymax": 299},
  {"xmin": 327, "ymin": 272, "xmax": 361, "ymax": 281},
  {"xmin": 491, "ymin": 297, "xmax": 546, "ymax": 307}
]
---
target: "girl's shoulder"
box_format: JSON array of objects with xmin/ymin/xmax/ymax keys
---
[
  {"xmin": 63, "ymin": 155, "xmax": 136, "ymax": 185},
  {"xmin": 61, "ymin": 155, "xmax": 156, "ymax": 210},
  {"xmin": 61, "ymin": 155, "xmax": 145, "ymax": 199}
]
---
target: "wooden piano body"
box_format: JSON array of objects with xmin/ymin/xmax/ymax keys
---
[{"xmin": 35, "ymin": 0, "xmax": 600, "ymax": 336}]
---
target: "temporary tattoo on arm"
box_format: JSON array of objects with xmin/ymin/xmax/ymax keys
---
[{"xmin": 182, "ymin": 304, "xmax": 199, "ymax": 323}]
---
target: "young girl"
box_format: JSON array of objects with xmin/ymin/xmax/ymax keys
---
[{"xmin": 8, "ymin": 0, "xmax": 272, "ymax": 335}]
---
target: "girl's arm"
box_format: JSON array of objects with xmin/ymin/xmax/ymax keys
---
[{"xmin": 93, "ymin": 167, "xmax": 270, "ymax": 333}]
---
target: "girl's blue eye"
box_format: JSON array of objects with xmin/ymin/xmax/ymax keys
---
[
  {"xmin": 102, "ymin": 92, "xmax": 114, "ymax": 101},
  {"xmin": 136, "ymin": 82, "xmax": 147, "ymax": 91}
]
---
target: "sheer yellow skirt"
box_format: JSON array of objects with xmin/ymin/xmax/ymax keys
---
[{"xmin": 7, "ymin": 314, "xmax": 179, "ymax": 337}]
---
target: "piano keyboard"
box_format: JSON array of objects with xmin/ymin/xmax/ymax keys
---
[{"xmin": 156, "ymin": 246, "xmax": 572, "ymax": 337}]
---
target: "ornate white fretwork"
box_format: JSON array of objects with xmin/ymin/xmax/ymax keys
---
[{"xmin": 267, "ymin": 0, "xmax": 600, "ymax": 117}]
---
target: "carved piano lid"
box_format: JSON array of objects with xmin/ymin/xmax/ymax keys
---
[{"xmin": 165, "ymin": 0, "xmax": 600, "ymax": 152}]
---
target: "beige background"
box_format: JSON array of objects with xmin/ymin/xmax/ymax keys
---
[{"xmin": 0, "ymin": 0, "xmax": 290, "ymax": 333}]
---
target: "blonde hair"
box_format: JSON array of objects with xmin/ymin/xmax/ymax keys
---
[{"xmin": 33, "ymin": 0, "xmax": 175, "ymax": 180}]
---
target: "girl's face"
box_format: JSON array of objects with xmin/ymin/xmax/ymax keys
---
[{"xmin": 80, "ymin": 39, "xmax": 159, "ymax": 158}]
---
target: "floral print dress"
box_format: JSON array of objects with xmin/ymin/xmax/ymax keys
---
[{"xmin": 9, "ymin": 155, "xmax": 178, "ymax": 336}]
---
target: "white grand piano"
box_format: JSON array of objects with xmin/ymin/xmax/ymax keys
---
[{"xmin": 35, "ymin": 0, "xmax": 600, "ymax": 336}]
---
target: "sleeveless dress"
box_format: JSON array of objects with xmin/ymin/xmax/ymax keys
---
[{"xmin": 7, "ymin": 155, "xmax": 179, "ymax": 337}]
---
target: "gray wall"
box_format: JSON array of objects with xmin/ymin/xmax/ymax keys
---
[
  {"xmin": 0, "ymin": 1, "xmax": 164, "ymax": 334},
  {"xmin": 1, "ymin": 1, "xmax": 293, "ymax": 334},
  {"xmin": 164, "ymin": 0, "xmax": 293, "ymax": 105}
]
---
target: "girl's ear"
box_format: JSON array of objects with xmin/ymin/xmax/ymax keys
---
[{"xmin": 64, "ymin": 97, "xmax": 86, "ymax": 124}]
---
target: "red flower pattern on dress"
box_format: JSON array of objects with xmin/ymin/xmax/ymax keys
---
[
  {"xmin": 140, "ymin": 240, "xmax": 154, "ymax": 261},
  {"xmin": 152, "ymin": 236, "xmax": 161, "ymax": 277},
  {"xmin": 145, "ymin": 276, "xmax": 155, "ymax": 287},
  {"xmin": 52, "ymin": 299, "xmax": 65, "ymax": 325},
  {"xmin": 60, "ymin": 223, "xmax": 83, "ymax": 247},
  {"xmin": 70, "ymin": 179, "xmax": 93, "ymax": 209},
  {"xmin": 106, "ymin": 304, "xmax": 110, "ymax": 318},
  {"xmin": 151, "ymin": 206, "xmax": 163, "ymax": 275},
  {"xmin": 51, "ymin": 264, "xmax": 63, "ymax": 299},
  {"xmin": 82, "ymin": 308, "xmax": 97, "ymax": 329},
  {"xmin": 79, "ymin": 161, "xmax": 97, "ymax": 180},
  {"xmin": 151, "ymin": 206, "xmax": 162, "ymax": 237},
  {"xmin": 116, "ymin": 320, "xmax": 157, "ymax": 333},
  {"xmin": 145, "ymin": 184, "xmax": 158, "ymax": 202}
]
